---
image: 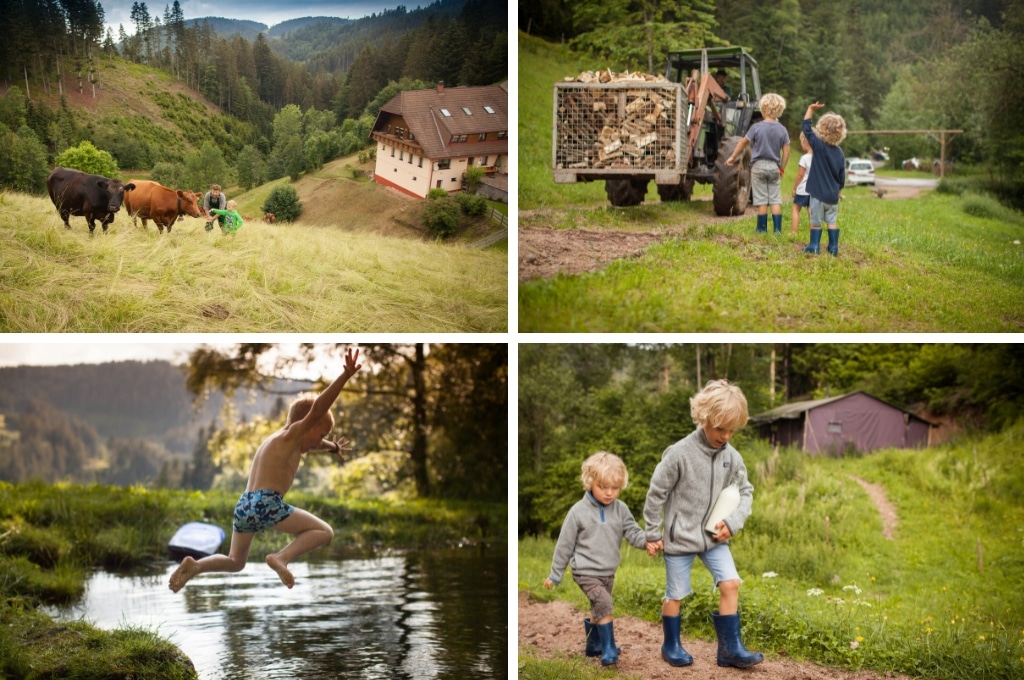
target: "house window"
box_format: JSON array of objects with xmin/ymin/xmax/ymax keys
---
[
  {"xmin": 390, "ymin": 146, "xmax": 395, "ymax": 157},
  {"xmin": 483, "ymin": 105, "xmax": 495, "ymax": 114},
  {"xmin": 386, "ymin": 124, "xmax": 392, "ymax": 134},
  {"xmin": 481, "ymin": 156, "xmax": 488, "ymax": 165},
  {"xmin": 462, "ymin": 106, "xmax": 472, "ymax": 115},
  {"xmin": 440, "ymin": 108, "xmax": 451, "ymax": 117},
  {"xmin": 494, "ymin": 156, "xmax": 502, "ymax": 168},
  {"xmin": 497, "ymin": 131, "xmax": 507, "ymax": 140},
  {"xmin": 478, "ymin": 132, "xmax": 487, "ymax": 141},
  {"xmin": 408, "ymin": 154, "xmax": 413, "ymax": 165},
  {"xmin": 396, "ymin": 127, "xmax": 404, "ymax": 139},
  {"xmin": 418, "ymin": 156, "xmax": 423, "ymax": 168},
  {"xmin": 380, "ymin": 143, "xmax": 385, "ymax": 151},
  {"xmin": 827, "ymin": 422, "xmax": 843, "ymax": 434},
  {"xmin": 409, "ymin": 131, "xmax": 415, "ymax": 141},
  {"xmin": 399, "ymin": 150, "xmax": 404, "ymax": 161},
  {"xmin": 437, "ymin": 159, "xmax": 451, "ymax": 170}
]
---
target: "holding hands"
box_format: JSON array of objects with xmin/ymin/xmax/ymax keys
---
[{"xmin": 645, "ymin": 539, "xmax": 664, "ymax": 557}]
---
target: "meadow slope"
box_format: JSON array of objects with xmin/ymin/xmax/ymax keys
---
[{"xmin": 0, "ymin": 186, "xmax": 507, "ymax": 332}]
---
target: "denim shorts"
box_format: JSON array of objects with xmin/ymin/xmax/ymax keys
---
[
  {"xmin": 809, "ymin": 197, "xmax": 839, "ymax": 227},
  {"xmin": 664, "ymin": 543, "xmax": 741, "ymax": 601},
  {"xmin": 751, "ymin": 159, "xmax": 782, "ymax": 206}
]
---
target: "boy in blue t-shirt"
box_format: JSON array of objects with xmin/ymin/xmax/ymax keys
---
[
  {"xmin": 801, "ymin": 102, "xmax": 847, "ymax": 255},
  {"xmin": 725, "ymin": 93, "xmax": 790, "ymax": 234}
]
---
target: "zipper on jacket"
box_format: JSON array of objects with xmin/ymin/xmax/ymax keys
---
[{"xmin": 702, "ymin": 451, "xmax": 718, "ymax": 552}]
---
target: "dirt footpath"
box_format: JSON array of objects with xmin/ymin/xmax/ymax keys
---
[{"xmin": 519, "ymin": 591, "xmax": 912, "ymax": 680}]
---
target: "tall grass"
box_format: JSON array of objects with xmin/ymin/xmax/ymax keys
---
[
  {"xmin": 0, "ymin": 190, "xmax": 507, "ymax": 331},
  {"xmin": 519, "ymin": 424, "xmax": 1024, "ymax": 679}
]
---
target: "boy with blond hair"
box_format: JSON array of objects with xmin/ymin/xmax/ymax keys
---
[
  {"xmin": 725, "ymin": 93, "xmax": 790, "ymax": 234},
  {"xmin": 644, "ymin": 379, "xmax": 763, "ymax": 668},
  {"xmin": 170, "ymin": 348, "xmax": 362, "ymax": 593},
  {"xmin": 544, "ymin": 452, "xmax": 649, "ymax": 666},
  {"xmin": 801, "ymin": 102, "xmax": 848, "ymax": 255}
]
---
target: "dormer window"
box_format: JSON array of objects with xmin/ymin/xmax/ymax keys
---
[
  {"xmin": 483, "ymin": 106, "xmax": 495, "ymax": 114},
  {"xmin": 440, "ymin": 108, "xmax": 451, "ymax": 117},
  {"xmin": 462, "ymin": 107, "xmax": 472, "ymax": 115}
]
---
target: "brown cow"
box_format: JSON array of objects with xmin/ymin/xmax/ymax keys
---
[
  {"xmin": 123, "ymin": 179, "xmax": 204, "ymax": 234},
  {"xmin": 46, "ymin": 167, "xmax": 135, "ymax": 233},
  {"xmin": 263, "ymin": 213, "xmax": 276, "ymax": 223}
]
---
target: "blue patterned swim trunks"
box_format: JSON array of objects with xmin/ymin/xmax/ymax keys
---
[{"xmin": 233, "ymin": 489, "xmax": 295, "ymax": 533}]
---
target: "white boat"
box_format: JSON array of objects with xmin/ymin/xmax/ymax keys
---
[{"xmin": 167, "ymin": 522, "xmax": 225, "ymax": 561}]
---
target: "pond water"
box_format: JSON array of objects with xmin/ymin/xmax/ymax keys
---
[{"xmin": 45, "ymin": 549, "xmax": 507, "ymax": 680}]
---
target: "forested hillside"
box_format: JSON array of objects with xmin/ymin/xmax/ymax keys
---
[
  {"xmin": 520, "ymin": 0, "xmax": 1024, "ymax": 180},
  {"xmin": 0, "ymin": 0, "xmax": 507, "ymax": 193}
]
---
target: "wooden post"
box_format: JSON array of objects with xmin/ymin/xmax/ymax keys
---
[{"xmin": 977, "ymin": 538, "xmax": 983, "ymax": 573}]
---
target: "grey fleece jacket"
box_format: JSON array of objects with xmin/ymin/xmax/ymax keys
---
[
  {"xmin": 643, "ymin": 427, "xmax": 755, "ymax": 555},
  {"xmin": 547, "ymin": 492, "xmax": 647, "ymax": 584}
]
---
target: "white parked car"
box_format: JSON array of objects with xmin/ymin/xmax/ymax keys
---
[{"xmin": 846, "ymin": 158, "xmax": 876, "ymax": 186}]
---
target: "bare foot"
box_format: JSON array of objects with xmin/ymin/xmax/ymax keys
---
[
  {"xmin": 266, "ymin": 554, "xmax": 294, "ymax": 588},
  {"xmin": 169, "ymin": 556, "xmax": 201, "ymax": 592}
]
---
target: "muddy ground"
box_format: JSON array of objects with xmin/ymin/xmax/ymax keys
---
[{"xmin": 518, "ymin": 185, "xmax": 927, "ymax": 283}]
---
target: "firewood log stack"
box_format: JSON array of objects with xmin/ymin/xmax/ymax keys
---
[{"xmin": 555, "ymin": 70, "xmax": 679, "ymax": 171}]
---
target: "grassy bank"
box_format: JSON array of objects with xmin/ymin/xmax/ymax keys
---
[
  {"xmin": 0, "ymin": 482, "xmax": 506, "ymax": 678},
  {"xmin": 518, "ymin": 32, "xmax": 1024, "ymax": 332},
  {"xmin": 0, "ymin": 187, "xmax": 507, "ymax": 332},
  {"xmin": 518, "ymin": 424, "xmax": 1024, "ymax": 680}
]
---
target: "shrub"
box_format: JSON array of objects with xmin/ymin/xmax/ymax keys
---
[
  {"xmin": 961, "ymin": 192, "xmax": 1022, "ymax": 223},
  {"xmin": 54, "ymin": 140, "xmax": 118, "ymax": 177},
  {"xmin": 456, "ymin": 192, "xmax": 487, "ymax": 216},
  {"xmin": 464, "ymin": 166, "xmax": 486, "ymax": 193},
  {"xmin": 0, "ymin": 125, "xmax": 49, "ymax": 193},
  {"xmin": 149, "ymin": 161, "xmax": 187, "ymax": 189},
  {"xmin": 262, "ymin": 185, "xmax": 302, "ymax": 222},
  {"xmin": 427, "ymin": 187, "xmax": 449, "ymax": 200},
  {"xmin": 421, "ymin": 196, "xmax": 460, "ymax": 238}
]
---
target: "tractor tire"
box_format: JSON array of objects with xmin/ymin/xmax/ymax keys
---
[
  {"xmin": 605, "ymin": 178, "xmax": 649, "ymax": 207},
  {"xmin": 657, "ymin": 177, "xmax": 694, "ymax": 202},
  {"xmin": 713, "ymin": 136, "xmax": 751, "ymax": 216}
]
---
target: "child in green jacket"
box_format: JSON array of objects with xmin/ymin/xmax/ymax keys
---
[{"xmin": 207, "ymin": 200, "xmax": 244, "ymax": 233}]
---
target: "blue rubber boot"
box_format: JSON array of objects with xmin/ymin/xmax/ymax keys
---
[
  {"xmin": 660, "ymin": 614, "xmax": 694, "ymax": 667},
  {"xmin": 755, "ymin": 213, "xmax": 768, "ymax": 233},
  {"xmin": 826, "ymin": 228, "xmax": 840, "ymax": 256},
  {"xmin": 712, "ymin": 612, "xmax": 764, "ymax": 668},
  {"xmin": 595, "ymin": 621, "xmax": 620, "ymax": 665},
  {"xmin": 583, "ymin": 619, "xmax": 601, "ymax": 657},
  {"xmin": 772, "ymin": 213, "xmax": 782, "ymax": 234},
  {"xmin": 804, "ymin": 227, "xmax": 822, "ymax": 254}
]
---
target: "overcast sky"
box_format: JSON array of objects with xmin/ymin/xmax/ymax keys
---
[
  {"xmin": 102, "ymin": 0, "xmax": 407, "ymax": 36},
  {"xmin": 0, "ymin": 341, "xmax": 358, "ymax": 380}
]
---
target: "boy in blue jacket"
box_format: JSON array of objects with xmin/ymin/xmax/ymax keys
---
[
  {"xmin": 802, "ymin": 102, "xmax": 848, "ymax": 255},
  {"xmin": 545, "ymin": 451, "xmax": 650, "ymax": 666},
  {"xmin": 644, "ymin": 379, "xmax": 763, "ymax": 668}
]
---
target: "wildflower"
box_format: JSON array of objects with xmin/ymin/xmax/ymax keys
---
[
  {"xmin": 843, "ymin": 585, "xmax": 863, "ymax": 595},
  {"xmin": 850, "ymin": 641, "xmax": 859, "ymax": 650},
  {"xmin": 979, "ymin": 635, "xmax": 986, "ymax": 641},
  {"xmin": 807, "ymin": 588, "xmax": 824, "ymax": 596},
  {"xmin": 856, "ymin": 636, "xmax": 864, "ymax": 642},
  {"xmin": 925, "ymin": 627, "xmax": 933, "ymax": 634},
  {"xmin": 762, "ymin": 571, "xmax": 778, "ymax": 579}
]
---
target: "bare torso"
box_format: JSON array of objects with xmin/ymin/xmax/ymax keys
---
[{"xmin": 245, "ymin": 429, "xmax": 302, "ymax": 495}]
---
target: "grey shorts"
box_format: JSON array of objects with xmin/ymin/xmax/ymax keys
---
[
  {"xmin": 573, "ymin": 573, "xmax": 615, "ymax": 621},
  {"xmin": 751, "ymin": 159, "xmax": 782, "ymax": 206},
  {"xmin": 810, "ymin": 197, "xmax": 839, "ymax": 227}
]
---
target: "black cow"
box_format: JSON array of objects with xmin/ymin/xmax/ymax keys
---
[{"xmin": 46, "ymin": 167, "xmax": 136, "ymax": 234}]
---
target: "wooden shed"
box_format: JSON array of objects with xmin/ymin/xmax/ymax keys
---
[{"xmin": 750, "ymin": 391, "xmax": 934, "ymax": 455}]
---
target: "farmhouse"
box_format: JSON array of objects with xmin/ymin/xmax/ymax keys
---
[
  {"xmin": 749, "ymin": 391, "xmax": 935, "ymax": 455},
  {"xmin": 370, "ymin": 82, "xmax": 509, "ymax": 200}
]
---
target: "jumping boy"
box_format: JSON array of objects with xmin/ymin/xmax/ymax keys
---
[
  {"xmin": 725, "ymin": 93, "xmax": 790, "ymax": 234},
  {"xmin": 169, "ymin": 348, "xmax": 362, "ymax": 592},
  {"xmin": 801, "ymin": 101, "xmax": 847, "ymax": 255},
  {"xmin": 544, "ymin": 452, "xmax": 650, "ymax": 666},
  {"xmin": 644, "ymin": 379, "xmax": 763, "ymax": 668}
]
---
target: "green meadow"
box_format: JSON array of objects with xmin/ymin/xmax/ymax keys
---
[
  {"xmin": 519, "ymin": 424, "xmax": 1024, "ymax": 680},
  {"xmin": 517, "ymin": 32, "xmax": 1024, "ymax": 332}
]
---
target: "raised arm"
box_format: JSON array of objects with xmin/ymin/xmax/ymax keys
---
[{"xmin": 289, "ymin": 348, "xmax": 362, "ymax": 438}]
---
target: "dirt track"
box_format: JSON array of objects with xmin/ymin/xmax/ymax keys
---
[
  {"xmin": 518, "ymin": 185, "xmax": 929, "ymax": 283},
  {"xmin": 519, "ymin": 591, "xmax": 912, "ymax": 680}
]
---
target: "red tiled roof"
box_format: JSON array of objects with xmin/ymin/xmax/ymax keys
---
[{"xmin": 374, "ymin": 83, "xmax": 509, "ymax": 161}]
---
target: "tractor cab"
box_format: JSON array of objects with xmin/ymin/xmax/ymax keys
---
[{"xmin": 665, "ymin": 46, "xmax": 762, "ymax": 140}]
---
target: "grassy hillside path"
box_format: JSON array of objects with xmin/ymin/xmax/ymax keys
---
[{"xmin": 849, "ymin": 476, "xmax": 899, "ymax": 541}]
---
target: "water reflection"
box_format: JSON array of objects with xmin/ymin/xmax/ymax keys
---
[{"xmin": 45, "ymin": 549, "xmax": 506, "ymax": 680}]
